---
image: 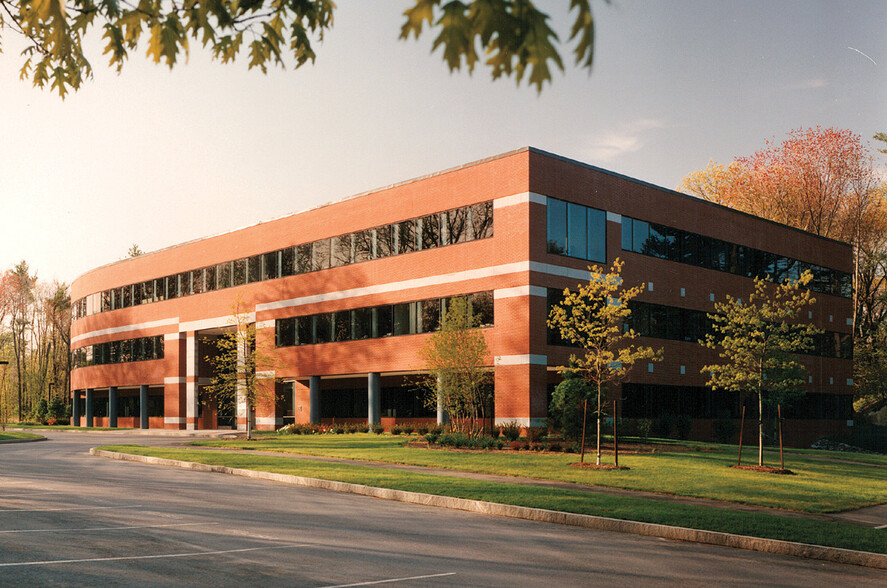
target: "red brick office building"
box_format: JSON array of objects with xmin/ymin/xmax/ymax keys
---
[{"xmin": 69, "ymin": 148, "xmax": 855, "ymax": 445}]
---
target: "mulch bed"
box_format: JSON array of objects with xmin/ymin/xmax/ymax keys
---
[{"xmin": 730, "ymin": 465, "xmax": 795, "ymax": 475}]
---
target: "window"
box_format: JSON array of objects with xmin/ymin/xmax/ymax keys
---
[
  {"xmin": 204, "ymin": 266, "xmax": 216, "ymax": 292},
  {"xmin": 393, "ymin": 302, "xmax": 413, "ymax": 335},
  {"xmin": 332, "ymin": 234, "xmax": 352, "ymax": 267},
  {"xmin": 352, "ymin": 308, "xmax": 373, "ymax": 340},
  {"xmin": 216, "ymin": 262, "xmax": 232, "ymax": 289},
  {"xmin": 420, "ymin": 299, "xmax": 441, "ymax": 333},
  {"xmin": 447, "ymin": 207, "xmax": 471, "ymax": 244},
  {"xmin": 471, "ymin": 201, "xmax": 493, "ymax": 239},
  {"xmin": 353, "ymin": 230, "xmax": 372, "ymax": 263},
  {"xmin": 421, "ymin": 213, "xmax": 442, "ymax": 250},
  {"xmin": 314, "ymin": 314, "xmax": 332, "ymax": 344},
  {"xmin": 277, "ymin": 317, "xmax": 295, "ymax": 347},
  {"xmin": 398, "ymin": 220, "xmax": 417, "ymax": 254},
  {"xmin": 247, "ymin": 255, "xmax": 262, "ymax": 284},
  {"xmin": 296, "ymin": 244, "xmax": 312, "ymax": 273},
  {"xmin": 547, "ymin": 197, "xmax": 567, "ymax": 254},
  {"xmin": 472, "ymin": 291, "xmax": 494, "ymax": 327},
  {"xmin": 281, "ymin": 247, "xmax": 295, "ymax": 276},
  {"xmin": 547, "ymin": 198, "xmax": 605, "ymax": 262},
  {"xmin": 312, "ymin": 239, "xmax": 331, "ymax": 272},
  {"xmin": 232, "ymin": 258, "xmax": 246, "ymax": 286},
  {"xmin": 376, "ymin": 225, "xmax": 395, "ymax": 258},
  {"xmin": 334, "ymin": 311, "xmax": 351, "ymax": 342},
  {"xmin": 374, "ymin": 305, "xmax": 392, "ymax": 337},
  {"xmin": 191, "ymin": 269, "xmax": 205, "ymax": 295},
  {"xmin": 166, "ymin": 275, "xmax": 179, "ymax": 300},
  {"xmin": 297, "ymin": 315, "xmax": 314, "ymax": 345},
  {"xmin": 263, "ymin": 251, "xmax": 280, "ymax": 281}
]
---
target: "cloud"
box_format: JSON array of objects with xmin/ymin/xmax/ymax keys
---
[{"xmin": 583, "ymin": 119, "xmax": 665, "ymax": 163}]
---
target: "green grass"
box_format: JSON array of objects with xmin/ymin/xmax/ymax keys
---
[
  {"xmin": 188, "ymin": 434, "xmax": 887, "ymax": 513},
  {"xmin": 0, "ymin": 431, "xmax": 43, "ymax": 441},
  {"xmin": 97, "ymin": 443, "xmax": 887, "ymax": 555}
]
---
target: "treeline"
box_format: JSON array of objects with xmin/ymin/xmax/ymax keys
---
[{"xmin": 0, "ymin": 261, "xmax": 71, "ymax": 424}]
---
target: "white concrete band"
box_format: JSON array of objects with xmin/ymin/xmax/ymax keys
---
[
  {"xmin": 72, "ymin": 318, "xmax": 179, "ymax": 345},
  {"xmin": 494, "ymin": 285, "xmax": 547, "ymax": 299},
  {"xmin": 493, "ymin": 192, "xmax": 547, "ymax": 209}
]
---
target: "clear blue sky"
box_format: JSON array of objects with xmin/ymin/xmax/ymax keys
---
[{"xmin": 0, "ymin": 1, "xmax": 884, "ymax": 285}]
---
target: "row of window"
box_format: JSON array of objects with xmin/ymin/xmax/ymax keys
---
[
  {"xmin": 73, "ymin": 201, "xmax": 495, "ymax": 320},
  {"xmin": 546, "ymin": 290, "xmax": 852, "ymax": 360},
  {"xmin": 74, "ymin": 393, "xmax": 165, "ymax": 418},
  {"xmin": 311, "ymin": 386, "xmax": 438, "ymax": 419},
  {"xmin": 72, "ymin": 335, "xmax": 165, "ymax": 368},
  {"xmin": 621, "ymin": 384, "xmax": 852, "ymax": 420},
  {"xmin": 624, "ymin": 301, "xmax": 852, "ymax": 360},
  {"xmin": 621, "ymin": 216, "xmax": 852, "ymax": 298},
  {"xmin": 276, "ymin": 292, "xmax": 494, "ymax": 347},
  {"xmin": 546, "ymin": 197, "xmax": 607, "ymax": 262}
]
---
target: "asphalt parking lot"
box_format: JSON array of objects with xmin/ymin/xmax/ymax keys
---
[{"xmin": 1, "ymin": 432, "xmax": 885, "ymax": 587}]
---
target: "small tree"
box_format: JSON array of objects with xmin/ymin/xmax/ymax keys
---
[
  {"xmin": 549, "ymin": 367, "xmax": 592, "ymax": 442},
  {"xmin": 203, "ymin": 296, "xmax": 276, "ymax": 440},
  {"xmin": 700, "ymin": 271, "xmax": 820, "ymax": 466},
  {"xmin": 420, "ymin": 296, "xmax": 492, "ymax": 438},
  {"xmin": 547, "ymin": 259, "xmax": 662, "ymax": 464}
]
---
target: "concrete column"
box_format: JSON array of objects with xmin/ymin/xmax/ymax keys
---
[
  {"xmin": 235, "ymin": 336, "xmax": 249, "ymax": 432},
  {"xmin": 308, "ymin": 376, "xmax": 321, "ymax": 424},
  {"xmin": 368, "ymin": 372, "xmax": 381, "ymax": 426},
  {"xmin": 139, "ymin": 384, "xmax": 149, "ymax": 429},
  {"xmin": 85, "ymin": 388, "xmax": 94, "ymax": 428},
  {"xmin": 71, "ymin": 390, "xmax": 80, "ymax": 427},
  {"xmin": 436, "ymin": 377, "xmax": 449, "ymax": 426},
  {"xmin": 185, "ymin": 332, "xmax": 198, "ymax": 430},
  {"xmin": 108, "ymin": 386, "xmax": 118, "ymax": 428}
]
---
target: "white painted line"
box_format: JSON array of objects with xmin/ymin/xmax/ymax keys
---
[
  {"xmin": 0, "ymin": 522, "xmax": 220, "ymax": 534},
  {"xmin": 0, "ymin": 544, "xmax": 309, "ymax": 568},
  {"xmin": 323, "ymin": 573, "xmax": 457, "ymax": 587},
  {"xmin": 0, "ymin": 504, "xmax": 143, "ymax": 514}
]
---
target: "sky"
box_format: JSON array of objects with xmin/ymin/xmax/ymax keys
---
[{"xmin": 0, "ymin": 1, "xmax": 884, "ymax": 286}]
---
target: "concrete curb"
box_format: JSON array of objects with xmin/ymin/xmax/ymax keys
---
[
  {"xmin": 0, "ymin": 436, "xmax": 46, "ymax": 444},
  {"xmin": 90, "ymin": 449, "xmax": 887, "ymax": 571},
  {"xmin": 9, "ymin": 428, "xmax": 239, "ymax": 438}
]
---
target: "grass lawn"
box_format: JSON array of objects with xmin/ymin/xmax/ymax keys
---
[
  {"xmin": 97, "ymin": 443, "xmax": 887, "ymax": 555},
  {"xmin": 0, "ymin": 431, "xmax": 43, "ymax": 441},
  {"xmin": 189, "ymin": 434, "xmax": 887, "ymax": 513}
]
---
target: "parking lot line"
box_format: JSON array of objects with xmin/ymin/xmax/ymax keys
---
[
  {"xmin": 322, "ymin": 573, "xmax": 457, "ymax": 587},
  {"xmin": 0, "ymin": 522, "xmax": 220, "ymax": 534},
  {"xmin": 0, "ymin": 544, "xmax": 310, "ymax": 567},
  {"xmin": 0, "ymin": 504, "xmax": 143, "ymax": 513}
]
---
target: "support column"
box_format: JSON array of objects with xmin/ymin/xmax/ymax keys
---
[
  {"xmin": 140, "ymin": 384, "xmax": 149, "ymax": 429},
  {"xmin": 108, "ymin": 386, "xmax": 118, "ymax": 428},
  {"xmin": 436, "ymin": 377, "xmax": 449, "ymax": 426},
  {"xmin": 85, "ymin": 388, "xmax": 94, "ymax": 428},
  {"xmin": 308, "ymin": 376, "xmax": 321, "ymax": 424},
  {"xmin": 185, "ymin": 332, "xmax": 198, "ymax": 430},
  {"xmin": 71, "ymin": 390, "xmax": 80, "ymax": 427},
  {"xmin": 368, "ymin": 372, "xmax": 381, "ymax": 426},
  {"xmin": 236, "ymin": 336, "xmax": 249, "ymax": 432}
]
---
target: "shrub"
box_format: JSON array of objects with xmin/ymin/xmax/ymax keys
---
[
  {"xmin": 638, "ymin": 418, "xmax": 653, "ymax": 442},
  {"xmin": 46, "ymin": 418, "xmax": 58, "ymax": 426},
  {"xmin": 425, "ymin": 432, "xmax": 440, "ymax": 444},
  {"xmin": 55, "ymin": 418, "xmax": 70, "ymax": 426},
  {"xmin": 548, "ymin": 442, "xmax": 562, "ymax": 452},
  {"xmin": 401, "ymin": 423, "xmax": 415, "ymax": 435},
  {"xmin": 548, "ymin": 371, "xmax": 592, "ymax": 441},
  {"xmin": 655, "ymin": 412, "xmax": 675, "ymax": 438},
  {"xmin": 564, "ymin": 444, "xmax": 579, "ymax": 453},
  {"xmin": 390, "ymin": 424, "xmax": 403, "ymax": 435},
  {"xmin": 675, "ymin": 415, "xmax": 693, "ymax": 440},
  {"xmin": 356, "ymin": 423, "xmax": 370, "ymax": 433},
  {"xmin": 371, "ymin": 424, "xmax": 384, "ymax": 435},
  {"xmin": 712, "ymin": 410, "xmax": 736, "ymax": 444},
  {"xmin": 416, "ymin": 424, "xmax": 429, "ymax": 435},
  {"xmin": 334, "ymin": 426, "xmax": 345, "ymax": 434},
  {"xmin": 509, "ymin": 440, "xmax": 523, "ymax": 450},
  {"xmin": 35, "ymin": 398, "xmax": 49, "ymax": 424},
  {"xmin": 48, "ymin": 397, "xmax": 65, "ymax": 421},
  {"xmin": 526, "ymin": 426, "xmax": 547, "ymax": 443},
  {"xmin": 500, "ymin": 421, "xmax": 521, "ymax": 441},
  {"xmin": 429, "ymin": 424, "xmax": 445, "ymax": 435}
]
